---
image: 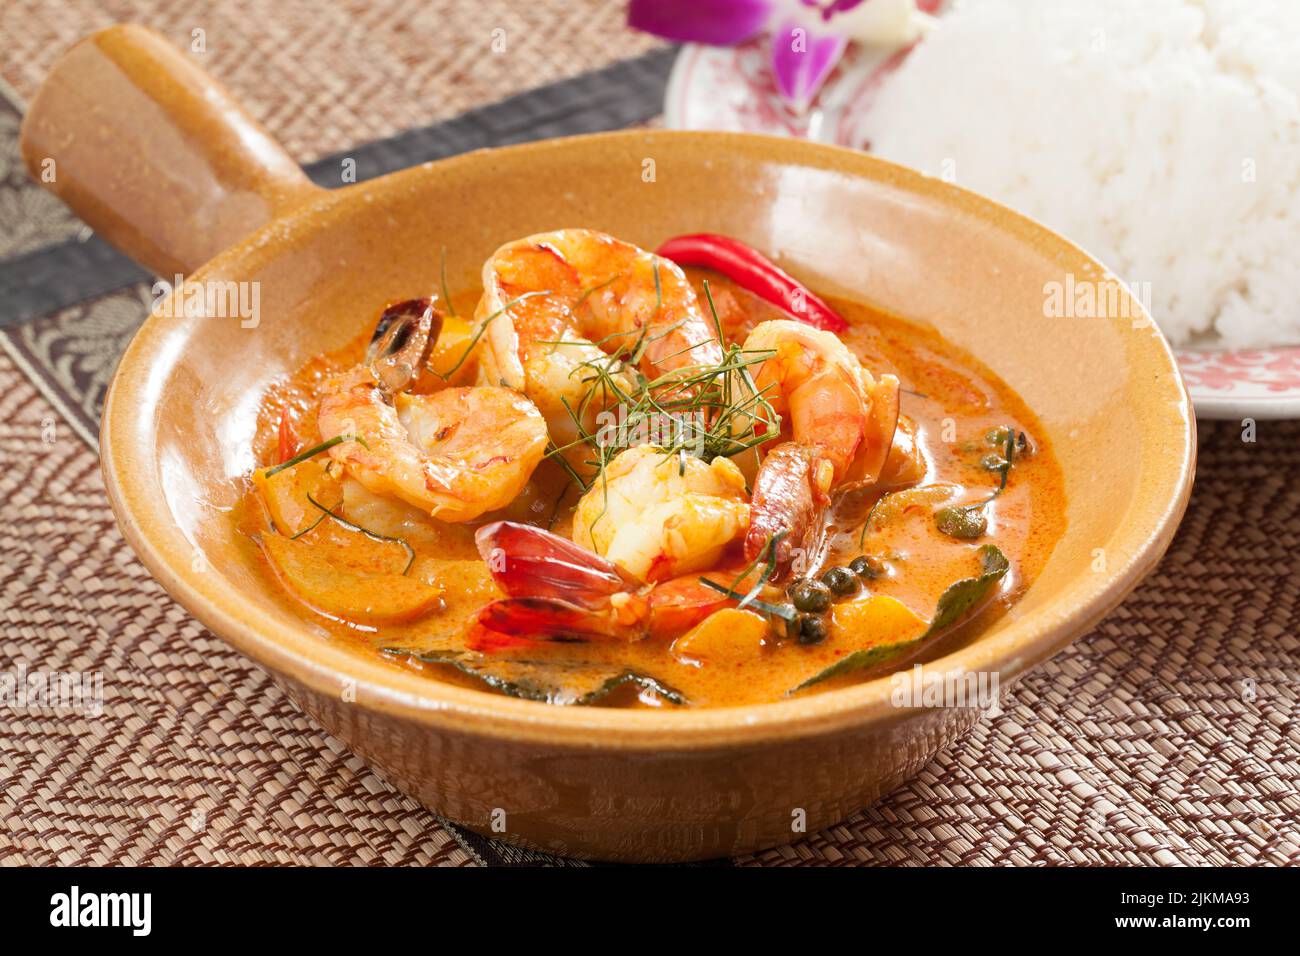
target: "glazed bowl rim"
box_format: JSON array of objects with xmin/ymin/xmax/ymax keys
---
[{"xmin": 100, "ymin": 129, "xmax": 1195, "ymax": 750}]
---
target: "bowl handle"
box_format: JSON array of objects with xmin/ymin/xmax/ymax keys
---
[{"xmin": 19, "ymin": 23, "xmax": 324, "ymax": 278}]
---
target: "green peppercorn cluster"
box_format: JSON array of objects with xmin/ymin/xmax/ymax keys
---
[{"xmin": 777, "ymin": 555, "xmax": 885, "ymax": 645}]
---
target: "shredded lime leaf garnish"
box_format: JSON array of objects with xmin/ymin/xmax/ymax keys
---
[
  {"xmin": 542, "ymin": 322, "xmax": 780, "ymax": 493},
  {"xmin": 264, "ymin": 434, "xmax": 368, "ymax": 478},
  {"xmin": 434, "ymin": 289, "xmax": 551, "ymax": 382},
  {"xmin": 718, "ymin": 530, "xmax": 786, "ymax": 612},
  {"xmin": 305, "ymin": 492, "xmax": 415, "ymax": 575},
  {"xmin": 652, "ymin": 259, "xmax": 663, "ymax": 317},
  {"xmin": 289, "ymin": 510, "xmax": 329, "ymax": 540},
  {"xmin": 697, "ymin": 573, "xmax": 797, "ymax": 623},
  {"xmin": 439, "ymin": 248, "xmax": 457, "ymax": 317},
  {"xmin": 574, "ymin": 273, "xmax": 622, "ymax": 306},
  {"xmin": 701, "ymin": 278, "xmax": 725, "ymax": 342}
]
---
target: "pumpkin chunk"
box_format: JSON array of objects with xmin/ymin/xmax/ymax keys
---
[
  {"xmin": 670, "ymin": 608, "xmax": 770, "ymax": 667},
  {"xmin": 261, "ymin": 533, "xmax": 442, "ymax": 624}
]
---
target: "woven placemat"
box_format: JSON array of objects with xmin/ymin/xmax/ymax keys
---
[{"xmin": 2, "ymin": 0, "xmax": 1299, "ymax": 867}]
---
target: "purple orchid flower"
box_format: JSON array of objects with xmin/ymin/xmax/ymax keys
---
[{"xmin": 629, "ymin": 0, "xmax": 883, "ymax": 108}]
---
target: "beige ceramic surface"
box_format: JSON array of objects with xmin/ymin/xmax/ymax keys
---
[{"xmin": 21, "ymin": 25, "xmax": 1194, "ymax": 861}]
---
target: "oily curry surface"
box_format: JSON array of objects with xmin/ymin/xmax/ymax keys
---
[{"xmin": 238, "ymin": 244, "xmax": 1066, "ymax": 709}]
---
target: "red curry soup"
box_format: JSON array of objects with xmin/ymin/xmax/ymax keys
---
[{"xmin": 238, "ymin": 230, "xmax": 1066, "ymax": 708}]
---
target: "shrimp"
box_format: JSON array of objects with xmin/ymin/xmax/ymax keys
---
[
  {"xmin": 317, "ymin": 297, "xmax": 549, "ymax": 523},
  {"xmin": 475, "ymin": 229, "xmax": 724, "ymax": 468},
  {"xmin": 745, "ymin": 418, "xmax": 925, "ymax": 579},
  {"xmin": 470, "ymin": 521, "xmax": 736, "ymax": 646},
  {"xmin": 740, "ymin": 319, "xmax": 903, "ymax": 575},
  {"xmin": 745, "ymin": 319, "xmax": 900, "ymax": 485},
  {"xmin": 571, "ymin": 444, "xmax": 750, "ymax": 583}
]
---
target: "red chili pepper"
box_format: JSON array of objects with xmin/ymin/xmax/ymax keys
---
[
  {"xmin": 655, "ymin": 233, "xmax": 848, "ymax": 334},
  {"xmin": 277, "ymin": 408, "xmax": 299, "ymax": 464}
]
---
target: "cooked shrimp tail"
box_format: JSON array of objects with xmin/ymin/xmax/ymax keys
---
[
  {"xmin": 474, "ymin": 520, "xmax": 638, "ymax": 608},
  {"xmin": 472, "ymin": 521, "xmax": 649, "ymax": 645},
  {"xmin": 367, "ymin": 297, "xmax": 441, "ymax": 395},
  {"xmin": 471, "ymin": 520, "xmax": 732, "ymax": 646},
  {"xmin": 473, "ymin": 597, "xmax": 645, "ymax": 645}
]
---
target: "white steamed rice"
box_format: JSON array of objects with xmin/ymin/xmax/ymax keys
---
[{"xmin": 862, "ymin": 0, "xmax": 1300, "ymax": 347}]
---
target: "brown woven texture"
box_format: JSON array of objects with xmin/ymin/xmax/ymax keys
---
[
  {"xmin": 3, "ymin": 0, "xmax": 1299, "ymax": 867},
  {"xmin": 0, "ymin": 0, "xmax": 660, "ymax": 159}
]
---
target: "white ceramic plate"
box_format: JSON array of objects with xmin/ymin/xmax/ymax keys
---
[{"xmin": 664, "ymin": 38, "xmax": 1300, "ymax": 421}]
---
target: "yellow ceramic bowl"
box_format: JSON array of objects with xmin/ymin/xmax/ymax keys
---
[{"xmin": 23, "ymin": 26, "xmax": 1193, "ymax": 861}]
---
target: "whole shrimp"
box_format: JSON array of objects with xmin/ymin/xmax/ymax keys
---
[
  {"xmin": 317, "ymin": 297, "xmax": 549, "ymax": 523},
  {"xmin": 741, "ymin": 320, "xmax": 905, "ymax": 578}
]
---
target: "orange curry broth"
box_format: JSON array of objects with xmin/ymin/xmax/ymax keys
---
[{"xmin": 236, "ymin": 275, "xmax": 1066, "ymax": 708}]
